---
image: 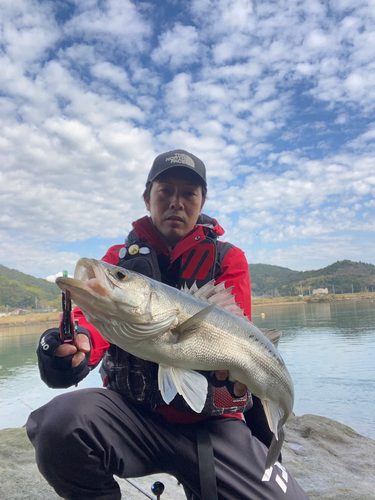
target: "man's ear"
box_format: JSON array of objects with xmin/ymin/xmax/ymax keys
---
[
  {"xmin": 200, "ymin": 197, "xmax": 205, "ymax": 212},
  {"xmin": 144, "ymin": 196, "xmax": 150, "ymax": 212}
]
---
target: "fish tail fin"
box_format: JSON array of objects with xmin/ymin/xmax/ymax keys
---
[
  {"xmin": 262, "ymin": 399, "xmax": 284, "ymax": 439},
  {"xmin": 265, "ymin": 425, "xmax": 285, "ymax": 469}
]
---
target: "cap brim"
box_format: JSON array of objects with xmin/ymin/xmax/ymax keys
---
[{"xmin": 148, "ymin": 164, "xmax": 207, "ymax": 186}]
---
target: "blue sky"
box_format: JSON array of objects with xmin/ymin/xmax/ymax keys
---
[{"xmin": 1, "ymin": 0, "xmax": 375, "ymax": 280}]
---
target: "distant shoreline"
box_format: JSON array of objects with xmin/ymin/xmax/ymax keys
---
[
  {"xmin": 252, "ymin": 292, "xmax": 375, "ymax": 308},
  {"xmin": 0, "ymin": 312, "xmax": 60, "ymax": 329},
  {"xmin": 1, "ymin": 293, "xmax": 374, "ymax": 328}
]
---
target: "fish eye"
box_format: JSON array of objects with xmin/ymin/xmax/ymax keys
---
[{"xmin": 115, "ymin": 269, "xmax": 128, "ymax": 281}]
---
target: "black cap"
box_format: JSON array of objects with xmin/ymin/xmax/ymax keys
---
[{"xmin": 146, "ymin": 149, "xmax": 207, "ymax": 187}]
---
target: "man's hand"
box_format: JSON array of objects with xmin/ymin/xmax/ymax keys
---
[
  {"xmin": 55, "ymin": 334, "xmax": 91, "ymax": 368},
  {"xmin": 214, "ymin": 370, "xmax": 247, "ymax": 397},
  {"xmin": 37, "ymin": 327, "xmax": 92, "ymax": 388}
]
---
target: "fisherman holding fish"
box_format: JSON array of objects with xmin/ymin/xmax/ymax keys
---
[{"xmin": 27, "ymin": 150, "xmax": 309, "ymax": 500}]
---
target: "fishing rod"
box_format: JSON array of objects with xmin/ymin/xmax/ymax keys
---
[
  {"xmin": 59, "ymin": 271, "xmax": 78, "ymax": 344},
  {"xmin": 125, "ymin": 479, "xmax": 165, "ymax": 500}
]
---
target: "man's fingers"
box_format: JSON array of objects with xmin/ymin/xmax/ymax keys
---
[
  {"xmin": 214, "ymin": 371, "xmax": 248, "ymax": 396},
  {"xmin": 215, "ymin": 370, "xmax": 229, "ymax": 381},
  {"xmin": 72, "ymin": 351, "xmax": 86, "ymax": 368},
  {"xmin": 233, "ymin": 381, "xmax": 247, "ymax": 397},
  {"xmin": 55, "ymin": 344, "xmax": 77, "ymax": 357},
  {"xmin": 74, "ymin": 333, "xmax": 90, "ymax": 352},
  {"xmin": 55, "ymin": 344, "xmax": 86, "ymax": 368},
  {"xmin": 54, "ymin": 333, "xmax": 89, "ymax": 368}
]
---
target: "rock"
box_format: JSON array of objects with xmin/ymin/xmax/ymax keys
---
[
  {"xmin": 0, "ymin": 427, "xmax": 185, "ymax": 500},
  {"xmin": 283, "ymin": 414, "xmax": 375, "ymax": 499},
  {"xmin": 0, "ymin": 414, "xmax": 374, "ymax": 499}
]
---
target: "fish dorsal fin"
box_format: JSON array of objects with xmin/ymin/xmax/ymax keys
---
[
  {"xmin": 158, "ymin": 364, "xmax": 208, "ymax": 413},
  {"xmin": 182, "ymin": 280, "xmax": 250, "ymax": 321},
  {"xmin": 182, "ymin": 281, "xmax": 199, "ymax": 295},
  {"xmin": 258, "ymin": 328, "xmax": 282, "ymax": 348}
]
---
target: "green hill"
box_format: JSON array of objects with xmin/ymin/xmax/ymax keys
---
[
  {"xmin": 0, "ymin": 264, "xmax": 61, "ymax": 311},
  {"xmin": 2, "ymin": 259, "xmax": 375, "ymax": 309},
  {"xmin": 249, "ymin": 260, "xmax": 375, "ymax": 297}
]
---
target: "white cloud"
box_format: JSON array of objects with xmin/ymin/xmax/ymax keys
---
[
  {"xmin": 46, "ymin": 271, "xmax": 73, "ymax": 283},
  {"xmin": 247, "ymin": 236, "xmax": 375, "ymax": 272},
  {"xmin": 90, "ymin": 62, "xmax": 132, "ymax": 93},
  {"xmin": 0, "ymin": 233, "xmax": 83, "ymax": 277},
  {"xmin": 152, "ymin": 23, "xmax": 201, "ymax": 69},
  {"xmin": 64, "ymin": 0, "xmax": 152, "ymax": 53},
  {"xmin": 0, "ymin": 0, "xmax": 60, "ymax": 64},
  {"xmin": 1, "ymin": 0, "xmax": 375, "ymax": 277},
  {"xmin": 347, "ymin": 124, "xmax": 375, "ymax": 151}
]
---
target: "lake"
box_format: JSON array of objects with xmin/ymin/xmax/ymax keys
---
[
  {"xmin": 252, "ymin": 299, "xmax": 375, "ymax": 439},
  {"xmin": 1, "ymin": 299, "xmax": 375, "ymax": 439}
]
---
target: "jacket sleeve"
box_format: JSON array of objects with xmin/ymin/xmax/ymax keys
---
[
  {"xmin": 215, "ymin": 245, "xmax": 251, "ymax": 319},
  {"xmin": 73, "ymin": 245, "xmax": 124, "ymax": 366}
]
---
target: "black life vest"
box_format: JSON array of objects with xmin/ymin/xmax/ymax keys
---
[{"xmin": 100, "ymin": 229, "xmax": 253, "ymax": 416}]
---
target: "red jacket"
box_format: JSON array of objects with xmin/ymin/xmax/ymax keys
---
[
  {"xmin": 74, "ymin": 216, "xmax": 251, "ymax": 423},
  {"xmin": 75, "ymin": 216, "xmax": 252, "ymax": 368},
  {"xmin": 71, "ymin": 220, "xmax": 271, "ymax": 430}
]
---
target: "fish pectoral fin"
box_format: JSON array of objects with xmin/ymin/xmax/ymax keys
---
[
  {"xmin": 158, "ymin": 364, "xmax": 178, "ymax": 404},
  {"xmin": 174, "ymin": 304, "xmax": 216, "ymax": 336},
  {"xmin": 158, "ymin": 365, "xmax": 208, "ymax": 413},
  {"xmin": 262, "ymin": 399, "xmax": 284, "ymax": 440}
]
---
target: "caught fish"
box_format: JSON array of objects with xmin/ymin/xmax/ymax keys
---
[{"xmin": 56, "ymin": 258, "xmax": 294, "ymax": 469}]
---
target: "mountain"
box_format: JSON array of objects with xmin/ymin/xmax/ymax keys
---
[
  {"xmin": 249, "ymin": 260, "xmax": 375, "ymax": 297},
  {"xmin": 0, "ymin": 264, "xmax": 61, "ymax": 310},
  {"xmin": 2, "ymin": 259, "xmax": 375, "ymax": 309}
]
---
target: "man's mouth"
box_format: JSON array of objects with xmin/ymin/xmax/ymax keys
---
[{"xmin": 166, "ymin": 215, "xmax": 185, "ymax": 222}]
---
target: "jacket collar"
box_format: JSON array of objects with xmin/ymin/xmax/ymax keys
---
[{"xmin": 130, "ymin": 215, "xmax": 224, "ymax": 261}]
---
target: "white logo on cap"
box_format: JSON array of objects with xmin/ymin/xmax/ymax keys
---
[{"xmin": 166, "ymin": 153, "xmax": 195, "ymax": 168}]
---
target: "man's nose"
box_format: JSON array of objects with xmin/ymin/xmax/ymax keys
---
[{"xmin": 170, "ymin": 192, "xmax": 183, "ymax": 209}]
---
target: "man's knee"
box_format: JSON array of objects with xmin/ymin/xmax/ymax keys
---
[{"xmin": 27, "ymin": 390, "xmax": 107, "ymax": 473}]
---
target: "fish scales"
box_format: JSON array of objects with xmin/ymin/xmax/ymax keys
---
[{"xmin": 56, "ymin": 258, "xmax": 294, "ymax": 470}]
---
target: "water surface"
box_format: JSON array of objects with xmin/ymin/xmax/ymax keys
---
[
  {"xmin": 252, "ymin": 299, "xmax": 375, "ymax": 439},
  {"xmin": 1, "ymin": 300, "xmax": 374, "ymax": 439},
  {"xmin": 0, "ymin": 322, "xmax": 101, "ymax": 429}
]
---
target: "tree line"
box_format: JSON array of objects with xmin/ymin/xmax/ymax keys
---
[
  {"xmin": 0, "ymin": 265, "xmax": 61, "ymax": 311},
  {"xmin": 249, "ymin": 260, "xmax": 375, "ymax": 297},
  {"xmin": 1, "ymin": 259, "xmax": 375, "ymax": 310}
]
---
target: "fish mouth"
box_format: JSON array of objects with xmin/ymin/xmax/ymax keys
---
[
  {"xmin": 56, "ymin": 258, "xmax": 114, "ymax": 298},
  {"xmin": 74, "ymin": 259, "xmax": 97, "ymax": 281},
  {"xmin": 75, "ymin": 258, "xmax": 115, "ymax": 295}
]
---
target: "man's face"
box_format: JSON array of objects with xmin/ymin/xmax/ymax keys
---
[{"xmin": 145, "ymin": 169, "xmax": 205, "ymax": 248}]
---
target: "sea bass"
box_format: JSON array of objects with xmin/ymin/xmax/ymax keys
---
[{"xmin": 56, "ymin": 258, "xmax": 294, "ymax": 469}]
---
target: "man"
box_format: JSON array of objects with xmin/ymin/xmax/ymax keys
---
[{"xmin": 27, "ymin": 150, "xmax": 309, "ymax": 500}]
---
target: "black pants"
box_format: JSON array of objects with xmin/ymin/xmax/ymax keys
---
[{"xmin": 26, "ymin": 388, "xmax": 309, "ymax": 500}]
